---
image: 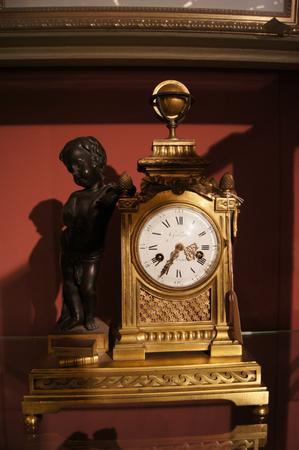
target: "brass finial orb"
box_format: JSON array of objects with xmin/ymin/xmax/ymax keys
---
[{"xmin": 152, "ymin": 80, "xmax": 192, "ymax": 140}]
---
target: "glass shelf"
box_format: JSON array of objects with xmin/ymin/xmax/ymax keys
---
[{"xmin": 0, "ymin": 330, "xmax": 298, "ymax": 449}]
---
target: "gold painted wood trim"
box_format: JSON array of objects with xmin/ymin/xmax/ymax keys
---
[
  {"xmin": 0, "ymin": 2, "xmax": 299, "ymax": 68},
  {"xmin": 0, "ymin": 0, "xmax": 298, "ymax": 32},
  {"xmin": 1, "ymin": 32, "xmax": 299, "ymax": 69}
]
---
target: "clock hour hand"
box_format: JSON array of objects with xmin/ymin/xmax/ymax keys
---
[{"xmin": 159, "ymin": 243, "xmax": 184, "ymax": 278}]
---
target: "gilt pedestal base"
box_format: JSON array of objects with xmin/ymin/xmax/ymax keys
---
[{"xmin": 22, "ymin": 349, "xmax": 269, "ymax": 432}]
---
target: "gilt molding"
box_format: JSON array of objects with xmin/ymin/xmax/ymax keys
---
[{"xmin": 33, "ymin": 369, "xmax": 257, "ymax": 391}]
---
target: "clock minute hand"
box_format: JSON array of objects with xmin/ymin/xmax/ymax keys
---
[
  {"xmin": 159, "ymin": 252, "xmax": 177, "ymax": 278},
  {"xmin": 159, "ymin": 243, "xmax": 184, "ymax": 278}
]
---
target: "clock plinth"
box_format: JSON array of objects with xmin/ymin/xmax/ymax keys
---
[{"xmin": 22, "ymin": 351, "xmax": 269, "ymax": 422}]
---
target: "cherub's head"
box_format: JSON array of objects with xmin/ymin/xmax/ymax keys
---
[{"xmin": 60, "ymin": 136, "xmax": 107, "ymax": 188}]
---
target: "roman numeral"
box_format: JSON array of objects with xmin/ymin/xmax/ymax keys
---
[
  {"xmin": 176, "ymin": 269, "xmax": 182, "ymax": 278},
  {"xmin": 152, "ymin": 232, "xmax": 162, "ymax": 235},
  {"xmin": 176, "ymin": 216, "xmax": 183, "ymax": 225},
  {"xmin": 149, "ymin": 244, "xmax": 158, "ymax": 250},
  {"xmin": 201, "ymin": 245, "xmax": 210, "ymax": 250},
  {"xmin": 190, "ymin": 267, "xmax": 196, "ymax": 273},
  {"xmin": 162, "ymin": 219, "xmax": 171, "ymax": 228},
  {"xmin": 198, "ymin": 231, "xmax": 206, "ymax": 237},
  {"xmin": 198, "ymin": 258, "xmax": 206, "ymax": 265}
]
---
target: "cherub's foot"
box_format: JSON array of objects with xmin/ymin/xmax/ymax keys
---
[
  {"xmin": 85, "ymin": 316, "xmax": 97, "ymax": 331},
  {"xmin": 60, "ymin": 317, "xmax": 81, "ymax": 331},
  {"xmin": 57, "ymin": 314, "xmax": 70, "ymax": 327}
]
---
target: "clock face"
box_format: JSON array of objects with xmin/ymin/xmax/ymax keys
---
[{"xmin": 136, "ymin": 204, "xmax": 221, "ymax": 289}]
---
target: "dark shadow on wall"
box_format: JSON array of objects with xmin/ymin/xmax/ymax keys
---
[
  {"xmin": 0, "ymin": 200, "xmax": 63, "ymax": 450},
  {"xmin": 204, "ymin": 123, "xmax": 282, "ymax": 332},
  {"xmin": 192, "ymin": 74, "xmax": 295, "ymax": 336},
  {"xmin": 59, "ymin": 428, "xmax": 122, "ymax": 450},
  {"xmin": 1, "ymin": 199, "xmax": 62, "ymax": 336},
  {"xmin": 201, "ymin": 74, "xmax": 297, "ymax": 450}
]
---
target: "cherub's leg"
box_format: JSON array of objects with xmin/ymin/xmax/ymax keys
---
[
  {"xmin": 57, "ymin": 255, "xmax": 71, "ymax": 326},
  {"xmin": 59, "ymin": 281, "xmax": 83, "ymax": 330},
  {"xmin": 57, "ymin": 300, "xmax": 70, "ymax": 326},
  {"xmin": 80, "ymin": 261, "xmax": 100, "ymax": 331},
  {"xmin": 59, "ymin": 257, "xmax": 83, "ymax": 330}
]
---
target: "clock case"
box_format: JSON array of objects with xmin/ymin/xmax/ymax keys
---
[
  {"xmin": 21, "ymin": 79, "xmax": 270, "ymax": 428},
  {"xmin": 22, "ymin": 126, "xmax": 269, "ymax": 433},
  {"xmin": 113, "ymin": 137, "xmax": 243, "ymax": 361}
]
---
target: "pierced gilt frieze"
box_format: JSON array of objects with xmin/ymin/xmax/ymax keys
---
[
  {"xmin": 33, "ymin": 369, "xmax": 257, "ymax": 392},
  {"xmin": 138, "ymin": 174, "xmax": 216, "ymax": 202},
  {"xmin": 138, "ymin": 287, "xmax": 211, "ymax": 324}
]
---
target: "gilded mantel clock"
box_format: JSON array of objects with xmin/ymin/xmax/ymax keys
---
[
  {"xmin": 113, "ymin": 80, "xmax": 243, "ymax": 361},
  {"xmin": 22, "ymin": 81, "xmax": 269, "ymax": 429}
]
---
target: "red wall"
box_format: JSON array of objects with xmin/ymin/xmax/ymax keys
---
[
  {"xmin": 0, "ymin": 68, "xmax": 298, "ymax": 336},
  {"xmin": 0, "ymin": 67, "xmax": 299, "ymax": 450}
]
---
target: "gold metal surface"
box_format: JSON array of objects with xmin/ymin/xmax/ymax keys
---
[
  {"xmin": 152, "ymin": 80, "xmax": 190, "ymax": 120},
  {"xmin": 254, "ymin": 405, "xmax": 270, "ymax": 417},
  {"xmin": 22, "ymin": 352, "xmax": 269, "ymax": 418},
  {"xmin": 114, "ymin": 82, "xmax": 245, "ymax": 360},
  {"xmin": 152, "ymin": 139, "xmax": 196, "ymax": 158},
  {"xmin": 48, "ymin": 333, "xmax": 108, "ymax": 356},
  {"xmin": 114, "ymin": 187, "xmax": 241, "ymax": 360},
  {"xmin": 22, "ymin": 79, "xmax": 269, "ymax": 428},
  {"xmin": 151, "ymin": 80, "xmax": 192, "ymax": 139},
  {"xmin": 139, "ymin": 287, "xmax": 211, "ymax": 323},
  {"xmin": 24, "ymin": 414, "xmax": 41, "ymax": 434},
  {"xmin": 58, "ymin": 354, "xmax": 99, "ymax": 368}
]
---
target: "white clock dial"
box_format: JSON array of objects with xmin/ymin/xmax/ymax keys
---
[{"xmin": 137, "ymin": 205, "xmax": 221, "ymax": 289}]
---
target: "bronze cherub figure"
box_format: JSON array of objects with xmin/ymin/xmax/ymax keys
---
[{"xmin": 57, "ymin": 136, "xmax": 120, "ymax": 331}]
